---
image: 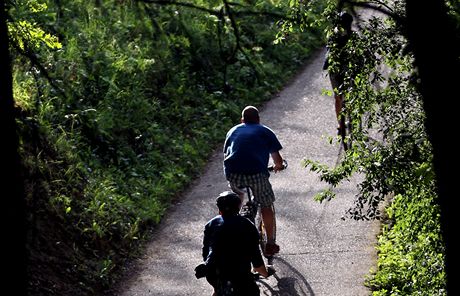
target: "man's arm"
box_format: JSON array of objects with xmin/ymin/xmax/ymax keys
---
[
  {"xmin": 270, "ymin": 151, "xmax": 284, "ymax": 172},
  {"xmin": 202, "ymin": 224, "xmax": 211, "ymax": 261},
  {"xmin": 253, "ymin": 264, "xmax": 268, "ymax": 278},
  {"xmin": 253, "ymin": 263, "xmax": 276, "ymax": 278}
]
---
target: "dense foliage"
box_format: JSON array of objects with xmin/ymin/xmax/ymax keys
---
[
  {"xmin": 9, "ymin": 0, "xmax": 324, "ymax": 294},
  {"xmin": 290, "ymin": 0, "xmax": 455, "ymax": 294}
]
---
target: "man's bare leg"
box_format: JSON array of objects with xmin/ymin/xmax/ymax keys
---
[{"xmin": 261, "ymin": 205, "xmax": 279, "ymax": 255}]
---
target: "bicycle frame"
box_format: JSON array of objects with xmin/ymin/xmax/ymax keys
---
[{"xmin": 239, "ymin": 187, "xmax": 259, "ymax": 224}]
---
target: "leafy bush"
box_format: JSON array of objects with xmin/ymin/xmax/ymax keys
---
[{"xmin": 369, "ymin": 192, "xmax": 445, "ymax": 295}]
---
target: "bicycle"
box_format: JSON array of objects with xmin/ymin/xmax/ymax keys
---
[{"xmin": 239, "ymin": 160, "xmax": 288, "ymax": 265}]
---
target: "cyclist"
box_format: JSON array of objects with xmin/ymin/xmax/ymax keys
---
[
  {"xmin": 323, "ymin": 11, "xmax": 354, "ymax": 134},
  {"xmin": 223, "ymin": 105, "xmax": 284, "ymax": 257},
  {"xmin": 200, "ymin": 191, "xmax": 272, "ymax": 296}
]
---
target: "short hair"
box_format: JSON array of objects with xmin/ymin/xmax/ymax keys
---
[
  {"xmin": 242, "ymin": 106, "xmax": 260, "ymax": 123},
  {"xmin": 339, "ymin": 11, "xmax": 353, "ymax": 27},
  {"xmin": 216, "ymin": 191, "xmax": 241, "ymax": 215}
]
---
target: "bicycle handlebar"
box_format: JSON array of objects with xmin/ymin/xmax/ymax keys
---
[{"xmin": 267, "ymin": 159, "xmax": 288, "ymax": 172}]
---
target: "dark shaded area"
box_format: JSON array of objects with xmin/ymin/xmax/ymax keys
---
[
  {"xmin": 406, "ymin": 1, "xmax": 460, "ymax": 295},
  {"xmin": 0, "ymin": 2, "xmax": 27, "ymax": 295}
]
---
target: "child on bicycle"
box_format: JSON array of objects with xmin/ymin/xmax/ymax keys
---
[{"xmin": 198, "ymin": 191, "xmax": 273, "ymax": 296}]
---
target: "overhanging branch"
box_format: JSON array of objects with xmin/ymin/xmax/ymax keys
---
[
  {"xmin": 140, "ymin": 0, "xmax": 220, "ymax": 16},
  {"xmin": 139, "ymin": 0, "xmax": 294, "ymax": 21},
  {"xmin": 344, "ymin": 0, "xmax": 405, "ymax": 25}
]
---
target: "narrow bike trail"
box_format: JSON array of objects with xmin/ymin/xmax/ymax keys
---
[{"xmin": 112, "ymin": 49, "xmax": 380, "ymax": 296}]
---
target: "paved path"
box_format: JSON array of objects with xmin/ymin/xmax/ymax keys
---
[{"xmin": 113, "ymin": 48, "xmax": 380, "ymax": 296}]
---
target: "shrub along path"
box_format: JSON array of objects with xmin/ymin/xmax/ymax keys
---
[{"xmin": 111, "ymin": 49, "xmax": 380, "ymax": 296}]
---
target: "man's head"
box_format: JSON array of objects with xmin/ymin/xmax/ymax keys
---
[
  {"xmin": 339, "ymin": 11, "xmax": 353, "ymax": 29},
  {"xmin": 241, "ymin": 106, "xmax": 260, "ymax": 124},
  {"xmin": 216, "ymin": 191, "xmax": 241, "ymax": 216}
]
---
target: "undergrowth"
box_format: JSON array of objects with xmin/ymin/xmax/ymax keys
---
[{"xmin": 10, "ymin": 0, "xmax": 325, "ymax": 294}]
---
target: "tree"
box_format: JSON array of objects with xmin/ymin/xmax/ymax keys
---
[{"xmin": 0, "ymin": 1, "xmax": 27, "ymax": 295}]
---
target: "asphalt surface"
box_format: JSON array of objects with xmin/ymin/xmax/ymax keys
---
[{"xmin": 113, "ymin": 48, "xmax": 380, "ymax": 296}]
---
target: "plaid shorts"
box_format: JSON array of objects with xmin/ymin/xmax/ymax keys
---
[{"xmin": 226, "ymin": 173, "xmax": 275, "ymax": 208}]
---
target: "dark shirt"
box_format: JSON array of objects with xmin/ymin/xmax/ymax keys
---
[
  {"xmin": 323, "ymin": 28, "xmax": 353, "ymax": 73},
  {"xmin": 223, "ymin": 123, "xmax": 282, "ymax": 176},
  {"xmin": 202, "ymin": 214, "xmax": 264, "ymax": 279}
]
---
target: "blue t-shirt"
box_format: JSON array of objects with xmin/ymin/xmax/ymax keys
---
[{"xmin": 223, "ymin": 123, "xmax": 282, "ymax": 176}]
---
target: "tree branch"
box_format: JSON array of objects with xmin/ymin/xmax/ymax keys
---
[
  {"xmin": 11, "ymin": 42, "xmax": 68, "ymax": 101},
  {"xmin": 140, "ymin": 0, "xmax": 294, "ymax": 21},
  {"xmin": 139, "ymin": 0, "xmax": 220, "ymax": 16},
  {"xmin": 344, "ymin": 0, "xmax": 405, "ymax": 25},
  {"xmin": 222, "ymin": 0, "xmax": 261, "ymax": 83}
]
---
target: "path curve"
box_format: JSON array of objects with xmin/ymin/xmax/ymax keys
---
[{"xmin": 112, "ymin": 49, "xmax": 380, "ymax": 296}]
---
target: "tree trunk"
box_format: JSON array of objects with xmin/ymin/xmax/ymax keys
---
[
  {"xmin": 406, "ymin": 1, "xmax": 459, "ymax": 294},
  {"xmin": 0, "ymin": 1, "xmax": 27, "ymax": 295}
]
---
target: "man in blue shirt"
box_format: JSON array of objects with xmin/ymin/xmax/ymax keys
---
[{"xmin": 223, "ymin": 106, "xmax": 284, "ymax": 257}]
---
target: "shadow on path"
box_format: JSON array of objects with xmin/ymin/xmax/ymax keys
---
[{"xmin": 258, "ymin": 257, "xmax": 315, "ymax": 296}]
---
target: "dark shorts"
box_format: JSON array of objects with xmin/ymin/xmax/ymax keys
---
[{"xmin": 329, "ymin": 72, "xmax": 344, "ymax": 96}]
